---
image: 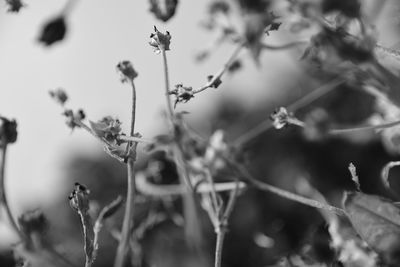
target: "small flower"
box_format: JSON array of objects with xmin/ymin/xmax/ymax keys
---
[
  {"xmin": 169, "ymin": 84, "xmax": 194, "ymax": 107},
  {"xmin": 49, "ymin": 88, "xmax": 68, "ymax": 105},
  {"xmin": 63, "ymin": 109, "xmax": 85, "ymax": 130},
  {"xmin": 0, "ymin": 116, "xmax": 17, "ymax": 145},
  {"xmin": 207, "ymin": 75, "xmax": 222, "ymax": 88},
  {"xmin": 38, "ymin": 16, "xmax": 67, "ymax": 46},
  {"xmin": 149, "ymin": 26, "xmax": 171, "ymax": 54},
  {"xmin": 149, "ymin": 0, "xmax": 179, "ymax": 22},
  {"xmin": 204, "ymin": 130, "xmax": 229, "ymax": 170},
  {"xmin": 270, "ymin": 107, "xmax": 303, "ymax": 129},
  {"xmin": 116, "ymin": 61, "xmax": 138, "ymax": 83},
  {"xmin": 89, "ymin": 116, "xmax": 122, "ymax": 142},
  {"xmin": 69, "ymin": 182, "xmax": 90, "ymax": 212},
  {"xmin": 6, "ymin": 0, "xmax": 25, "ymax": 12},
  {"xmin": 18, "ymin": 210, "xmax": 48, "ymax": 237}
]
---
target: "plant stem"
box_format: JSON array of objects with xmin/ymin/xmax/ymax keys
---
[
  {"xmin": 233, "ymin": 77, "xmax": 344, "ymax": 148},
  {"xmin": 328, "ymin": 119, "xmax": 400, "ymax": 135},
  {"xmin": 114, "ymin": 79, "xmax": 137, "ymax": 267},
  {"xmin": 194, "ymin": 41, "xmax": 245, "ymax": 95},
  {"xmin": 214, "ymin": 227, "xmax": 226, "ymax": 267},
  {"xmin": 0, "ymin": 145, "xmax": 23, "ymax": 240},
  {"xmin": 231, "ymin": 162, "xmax": 346, "ymax": 216}
]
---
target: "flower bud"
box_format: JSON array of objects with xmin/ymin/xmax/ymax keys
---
[{"xmin": 0, "ymin": 117, "xmax": 17, "ymax": 145}]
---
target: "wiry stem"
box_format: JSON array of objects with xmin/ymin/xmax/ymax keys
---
[
  {"xmin": 233, "ymin": 77, "xmax": 345, "ymax": 148},
  {"xmin": 214, "ymin": 227, "xmax": 226, "ymax": 267},
  {"xmin": 214, "ymin": 180, "xmax": 239, "ymax": 267},
  {"xmin": 114, "ymin": 79, "xmax": 137, "ymax": 267},
  {"xmin": 0, "ymin": 145, "xmax": 23, "ymax": 239},
  {"xmin": 194, "ymin": 41, "xmax": 245, "ymax": 95},
  {"xmin": 231, "ymin": 162, "xmax": 346, "ymax": 216}
]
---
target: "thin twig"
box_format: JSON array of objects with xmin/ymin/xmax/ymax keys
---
[
  {"xmin": 214, "ymin": 227, "xmax": 226, "ymax": 267},
  {"xmin": 214, "ymin": 180, "xmax": 240, "ymax": 267},
  {"xmin": 0, "ymin": 145, "xmax": 23, "ymax": 239},
  {"xmin": 193, "ymin": 41, "xmax": 246, "ymax": 95},
  {"xmin": 114, "ymin": 79, "xmax": 138, "ymax": 267},
  {"xmin": 328, "ymin": 119, "xmax": 400, "ymax": 135},
  {"xmin": 232, "ymin": 162, "xmax": 345, "ymax": 216},
  {"xmin": 233, "ymin": 77, "xmax": 345, "ymax": 148}
]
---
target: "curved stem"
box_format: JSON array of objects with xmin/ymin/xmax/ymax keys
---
[
  {"xmin": 0, "ymin": 145, "xmax": 23, "ymax": 240},
  {"xmin": 194, "ymin": 41, "xmax": 245, "ymax": 95},
  {"xmin": 261, "ymin": 40, "xmax": 308, "ymax": 50},
  {"xmin": 114, "ymin": 79, "xmax": 137, "ymax": 267}
]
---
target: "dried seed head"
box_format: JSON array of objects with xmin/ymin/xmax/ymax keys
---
[
  {"xmin": 38, "ymin": 16, "xmax": 67, "ymax": 46},
  {"xmin": 116, "ymin": 60, "xmax": 138, "ymax": 83},
  {"xmin": 69, "ymin": 182, "xmax": 90, "ymax": 212},
  {"xmin": 49, "ymin": 88, "xmax": 68, "ymax": 105},
  {"xmin": 0, "ymin": 117, "xmax": 17, "ymax": 145},
  {"xmin": 149, "ymin": 26, "xmax": 171, "ymax": 54}
]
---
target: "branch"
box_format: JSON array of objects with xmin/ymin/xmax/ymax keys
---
[
  {"xmin": 233, "ymin": 77, "xmax": 345, "ymax": 148},
  {"xmin": 193, "ymin": 41, "xmax": 245, "ymax": 95}
]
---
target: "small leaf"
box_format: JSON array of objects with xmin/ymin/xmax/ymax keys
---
[
  {"xmin": 344, "ymin": 192, "xmax": 400, "ymax": 266},
  {"xmin": 381, "ymin": 161, "xmax": 400, "ymax": 190}
]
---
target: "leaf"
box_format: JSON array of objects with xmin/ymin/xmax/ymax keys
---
[{"xmin": 344, "ymin": 192, "xmax": 400, "ymax": 266}]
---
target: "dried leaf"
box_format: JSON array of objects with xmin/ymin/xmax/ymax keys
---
[{"xmin": 344, "ymin": 192, "xmax": 400, "ymax": 266}]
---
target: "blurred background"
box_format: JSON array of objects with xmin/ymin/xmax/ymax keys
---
[{"xmin": 1, "ymin": 0, "xmax": 400, "ymax": 266}]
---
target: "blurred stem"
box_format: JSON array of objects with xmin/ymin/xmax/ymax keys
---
[
  {"xmin": 114, "ymin": 79, "xmax": 137, "ymax": 267},
  {"xmin": 214, "ymin": 228, "xmax": 226, "ymax": 267},
  {"xmin": 328, "ymin": 119, "xmax": 400, "ymax": 135},
  {"xmin": 214, "ymin": 180, "xmax": 239, "ymax": 267},
  {"xmin": 0, "ymin": 144, "xmax": 23, "ymax": 240},
  {"xmin": 161, "ymin": 48, "xmax": 203, "ymax": 246}
]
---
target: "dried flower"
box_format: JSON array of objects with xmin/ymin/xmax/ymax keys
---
[
  {"xmin": 116, "ymin": 61, "xmax": 138, "ymax": 83},
  {"xmin": 49, "ymin": 88, "xmax": 68, "ymax": 105},
  {"xmin": 90, "ymin": 116, "xmax": 122, "ymax": 142},
  {"xmin": 204, "ymin": 130, "xmax": 229, "ymax": 170},
  {"xmin": 270, "ymin": 107, "xmax": 303, "ymax": 129},
  {"xmin": 5, "ymin": 0, "xmax": 24, "ymax": 12},
  {"xmin": 0, "ymin": 116, "xmax": 17, "ymax": 145},
  {"xmin": 69, "ymin": 182, "xmax": 90, "ymax": 212},
  {"xmin": 63, "ymin": 109, "xmax": 85, "ymax": 130},
  {"xmin": 209, "ymin": 1, "xmax": 230, "ymax": 15},
  {"xmin": 169, "ymin": 84, "xmax": 194, "ymax": 107},
  {"xmin": 149, "ymin": 0, "xmax": 179, "ymax": 22},
  {"xmin": 149, "ymin": 26, "xmax": 171, "ymax": 54},
  {"xmin": 38, "ymin": 16, "xmax": 67, "ymax": 46},
  {"xmin": 18, "ymin": 210, "xmax": 48, "ymax": 237},
  {"xmin": 207, "ymin": 75, "xmax": 222, "ymax": 88}
]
